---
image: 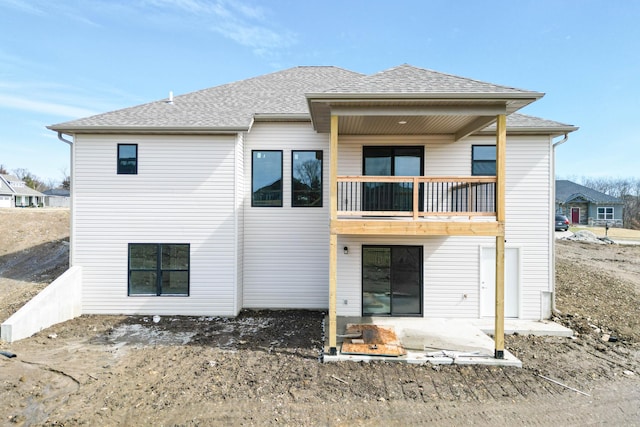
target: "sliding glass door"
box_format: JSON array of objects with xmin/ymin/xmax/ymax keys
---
[
  {"xmin": 362, "ymin": 146, "xmax": 423, "ymax": 212},
  {"xmin": 362, "ymin": 245, "xmax": 423, "ymax": 316}
]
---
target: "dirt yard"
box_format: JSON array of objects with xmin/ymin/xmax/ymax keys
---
[{"xmin": 1, "ymin": 209, "xmax": 639, "ymax": 425}]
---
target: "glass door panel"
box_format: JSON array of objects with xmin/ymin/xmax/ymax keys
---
[
  {"xmin": 362, "ymin": 246, "xmax": 422, "ymax": 316},
  {"xmin": 390, "ymin": 246, "xmax": 422, "ymax": 315},
  {"xmin": 363, "ymin": 147, "xmax": 424, "ymax": 212},
  {"xmin": 362, "ymin": 247, "xmax": 391, "ymax": 315}
]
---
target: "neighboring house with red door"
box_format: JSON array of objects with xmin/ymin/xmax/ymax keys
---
[
  {"xmin": 46, "ymin": 64, "xmax": 578, "ymax": 358},
  {"xmin": 0, "ymin": 174, "xmax": 45, "ymax": 208},
  {"xmin": 555, "ymin": 180, "xmax": 623, "ymax": 227}
]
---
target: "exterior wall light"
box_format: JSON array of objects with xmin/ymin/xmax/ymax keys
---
[{"xmin": 343, "ymin": 246, "xmax": 349, "ymax": 254}]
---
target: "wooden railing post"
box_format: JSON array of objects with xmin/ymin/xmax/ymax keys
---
[{"xmin": 413, "ymin": 177, "xmax": 419, "ymax": 220}]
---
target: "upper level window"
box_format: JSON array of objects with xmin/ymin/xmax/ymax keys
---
[
  {"xmin": 118, "ymin": 144, "xmax": 138, "ymax": 175},
  {"xmin": 128, "ymin": 243, "xmax": 189, "ymax": 296},
  {"xmin": 472, "ymin": 145, "xmax": 496, "ymax": 176},
  {"xmin": 252, "ymin": 150, "xmax": 282, "ymax": 207},
  {"xmin": 597, "ymin": 207, "xmax": 614, "ymax": 220},
  {"xmin": 292, "ymin": 150, "xmax": 323, "ymax": 207}
]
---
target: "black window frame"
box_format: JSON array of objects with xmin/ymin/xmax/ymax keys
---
[
  {"xmin": 291, "ymin": 150, "xmax": 323, "ymax": 207},
  {"xmin": 362, "ymin": 146, "xmax": 424, "ymax": 212},
  {"xmin": 361, "ymin": 245, "xmax": 423, "ymax": 317},
  {"xmin": 471, "ymin": 145, "xmax": 496, "ymax": 176},
  {"xmin": 251, "ymin": 150, "xmax": 283, "ymax": 207},
  {"xmin": 128, "ymin": 243, "xmax": 190, "ymax": 296},
  {"xmin": 117, "ymin": 144, "xmax": 138, "ymax": 175}
]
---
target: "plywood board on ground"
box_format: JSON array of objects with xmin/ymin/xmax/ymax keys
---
[{"xmin": 341, "ymin": 324, "xmax": 406, "ymax": 357}]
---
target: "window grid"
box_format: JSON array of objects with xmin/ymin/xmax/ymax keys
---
[{"xmin": 597, "ymin": 207, "xmax": 614, "ymax": 220}]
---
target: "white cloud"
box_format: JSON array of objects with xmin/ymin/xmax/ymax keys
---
[
  {"xmin": 0, "ymin": 0, "xmax": 45, "ymax": 15},
  {"xmin": 140, "ymin": 0, "xmax": 296, "ymax": 56},
  {"xmin": 0, "ymin": 94, "xmax": 98, "ymax": 118}
]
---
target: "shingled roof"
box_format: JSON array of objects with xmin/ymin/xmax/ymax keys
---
[
  {"xmin": 49, "ymin": 64, "xmax": 567, "ymax": 135},
  {"xmin": 556, "ymin": 180, "xmax": 623, "ymax": 204},
  {"xmin": 316, "ymin": 64, "xmax": 536, "ymax": 95},
  {"xmin": 478, "ymin": 113, "xmax": 578, "ymax": 136},
  {"xmin": 49, "ymin": 66, "xmax": 363, "ymax": 132}
]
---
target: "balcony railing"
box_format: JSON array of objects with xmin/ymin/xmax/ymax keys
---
[{"xmin": 337, "ymin": 176, "xmax": 496, "ymax": 219}]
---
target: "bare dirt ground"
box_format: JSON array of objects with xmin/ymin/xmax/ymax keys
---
[{"xmin": 1, "ymin": 210, "xmax": 639, "ymax": 426}]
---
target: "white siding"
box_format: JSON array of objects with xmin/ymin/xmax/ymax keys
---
[
  {"xmin": 243, "ymin": 123, "xmax": 329, "ymax": 309},
  {"xmin": 73, "ymin": 134, "xmax": 239, "ymax": 316},
  {"xmin": 334, "ymin": 134, "xmax": 551, "ymax": 320}
]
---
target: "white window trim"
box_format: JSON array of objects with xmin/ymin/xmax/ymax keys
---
[{"xmin": 597, "ymin": 206, "xmax": 614, "ymax": 220}]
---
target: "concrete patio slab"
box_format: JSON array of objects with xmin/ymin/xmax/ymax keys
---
[{"xmin": 323, "ymin": 316, "xmax": 574, "ymax": 367}]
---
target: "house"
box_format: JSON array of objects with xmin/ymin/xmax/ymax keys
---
[
  {"xmin": 556, "ymin": 180, "xmax": 623, "ymax": 227},
  {"xmin": 0, "ymin": 174, "xmax": 45, "ymax": 208},
  {"xmin": 43, "ymin": 188, "xmax": 71, "ymax": 208},
  {"xmin": 47, "ymin": 64, "xmax": 578, "ymax": 359}
]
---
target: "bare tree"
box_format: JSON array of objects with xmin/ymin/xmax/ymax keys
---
[
  {"xmin": 13, "ymin": 168, "xmax": 47, "ymax": 192},
  {"xmin": 59, "ymin": 167, "xmax": 70, "ymax": 190}
]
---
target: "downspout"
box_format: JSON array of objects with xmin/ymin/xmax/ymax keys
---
[
  {"xmin": 57, "ymin": 132, "xmax": 75, "ymax": 267},
  {"xmin": 550, "ymin": 133, "xmax": 569, "ymax": 316},
  {"xmin": 57, "ymin": 132, "xmax": 73, "ymax": 145}
]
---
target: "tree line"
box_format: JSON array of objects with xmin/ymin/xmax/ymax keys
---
[
  {"xmin": 0, "ymin": 165, "xmax": 70, "ymax": 192},
  {"xmin": 569, "ymin": 177, "xmax": 640, "ymax": 230}
]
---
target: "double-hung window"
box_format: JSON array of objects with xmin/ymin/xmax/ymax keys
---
[
  {"xmin": 118, "ymin": 144, "xmax": 138, "ymax": 174},
  {"xmin": 292, "ymin": 150, "xmax": 323, "ymax": 207},
  {"xmin": 597, "ymin": 207, "xmax": 614, "ymax": 221},
  {"xmin": 471, "ymin": 145, "xmax": 496, "ymax": 176},
  {"xmin": 128, "ymin": 244, "xmax": 189, "ymax": 296},
  {"xmin": 252, "ymin": 150, "xmax": 283, "ymax": 207}
]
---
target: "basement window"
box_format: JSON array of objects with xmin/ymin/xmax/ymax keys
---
[{"xmin": 128, "ymin": 243, "xmax": 189, "ymax": 296}]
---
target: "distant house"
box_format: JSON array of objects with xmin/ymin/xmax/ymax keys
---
[
  {"xmin": 0, "ymin": 174, "xmax": 45, "ymax": 208},
  {"xmin": 556, "ymin": 180, "xmax": 623, "ymax": 227},
  {"xmin": 43, "ymin": 189, "xmax": 71, "ymax": 208}
]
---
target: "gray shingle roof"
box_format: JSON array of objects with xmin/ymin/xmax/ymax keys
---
[
  {"xmin": 481, "ymin": 113, "xmax": 578, "ymax": 133},
  {"xmin": 556, "ymin": 180, "xmax": 622, "ymax": 204},
  {"xmin": 317, "ymin": 64, "xmax": 537, "ymax": 95},
  {"xmin": 43, "ymin": 189, "xmax": 70, "ymax": 197},
  {"xmin": 49, "ymin": 64, "xmax": 562, "ymax": 134},
  {"xmin": 49, "ymin": 66, "xmax": 363, "ymax": 131},
  {"xmin": 0, "ymin": 176, "xmax": 12, "ymax": 195},
  {"xmin": 0, "ymin": 174, "xmax": 45, "ymax": 197}
]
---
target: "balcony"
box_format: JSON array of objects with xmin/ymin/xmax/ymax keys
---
[{"xmin": 331, "ymin": 176, "xmax": 503, "ymax": 236}]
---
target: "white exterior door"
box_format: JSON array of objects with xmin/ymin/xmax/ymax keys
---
[{"xmin": 480, "ymin": 247, "xmax": 520, "ymax": 318}]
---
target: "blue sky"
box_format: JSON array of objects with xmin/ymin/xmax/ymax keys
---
[{"xmin": 1, "ymin": 0, "xmax": 638, "ymax": 184}]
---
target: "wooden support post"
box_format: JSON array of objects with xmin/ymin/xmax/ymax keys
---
[
  {"xmin": 495, "ymin": 236, "xmax": 505, "ymax": 359},
  {"xmin": 329, "ymin": 115, "xmax": 338, "ymax": 355},
  {"xmin": 494, "ymin": 114, "xmax": 506, "ymax": 359}
]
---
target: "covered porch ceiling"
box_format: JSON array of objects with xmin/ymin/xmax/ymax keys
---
[{"xmin": 307, "ymin": 95, "xmax": 541, "ymax": 141}]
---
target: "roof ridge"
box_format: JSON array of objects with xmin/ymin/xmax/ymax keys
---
[{"xmin": 377, "ymin": 63, "xmax": 536, "ymax": 93}]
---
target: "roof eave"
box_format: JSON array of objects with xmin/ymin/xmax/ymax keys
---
[
  {"xmin": 476, "ymin": 125, "xmax": 579, "ymax": 137},
  {"xmin": 305, "ymin": 92, "xmax": 544, "ymax": 101},
  {"xmin": 47, "ymin": 125, "xmax": 249, "ymax": 135}
]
